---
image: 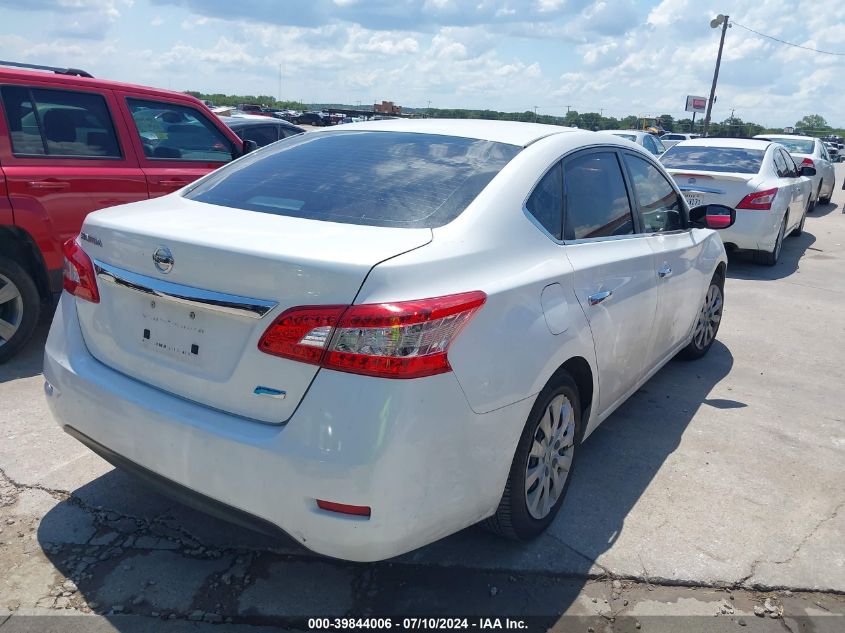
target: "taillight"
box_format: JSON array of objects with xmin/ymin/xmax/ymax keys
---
[
  {"xmin": 736, "ymin": 188, "xmax": 778, "ymax": 211},
  {"xmin": 801, "ymin": 158, "xmax": 815, "ymax": 168},
  {"xmin": 62, "ymin": 237, "xmax": 100, "ymax": 303},
  {"xmin": 258, "ymin": 291, "xmax": 486, "ymax": 379}
]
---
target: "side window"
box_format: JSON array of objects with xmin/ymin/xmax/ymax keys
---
[
  {"xmin": 237, "ymin": 125, "xmax": 278, "ymax": 147},
  {"xmin": 126, "ymin": 98, "xmax": 233, "ymax": 162},
  {"xmin": 624, "ymin": 154, "xmax": 684, "ymax": 233},
  {"xmin": 564, "ymin": 152, "xmax": 634, "ymax": 240},
  {"xmin": 654, "ymin": 137, "xmax": 667, "ymax": 154},
  {"xmin": 0, "ymin": 86, "xmax": 121, "ymax": 158},
  {"xmin": 773, "ymin": 150, "xmax": 789, "ymax": 178},
  {"xmin": 525, "ymin": 162, "xmax": 563, "ymax": 238},
  {"xmin": 643, "ymin": 136, "xmax": 657, "ymax": 154},
  {"xmin": 780, "ymin": 149, "xmax": 797, "ymax": 176}
]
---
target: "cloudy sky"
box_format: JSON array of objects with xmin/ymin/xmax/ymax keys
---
[{"xmin": 1, "ymin": 0, "xmax": 843, "ymax": 127}]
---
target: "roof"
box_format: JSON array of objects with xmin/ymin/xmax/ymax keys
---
[
  {"xmin": 0, "ymin": 66, "xmax": 203, "ymax": 105},
  {"xmin": 677, "ymin": 137, "xmax": 772, "ymax": 149},
  {"xmin": 319, "ymin": 118, "xmax": 580, "ymax": 146},
  {"xmin": 754, "ymin": 134, "xmax": 817, "ymax": 142}
]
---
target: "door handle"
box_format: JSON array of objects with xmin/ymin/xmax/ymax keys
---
[
  {"xmin": 658, "ymin": 266, "xmax": 673, "ymax": 278},
  {"xmin": 588, "ymin": 290, "xmax": 612, "ymax": 306},
  {"xmin": 27, "ymin": 180, "xmax": 70, "ymax": 190}
]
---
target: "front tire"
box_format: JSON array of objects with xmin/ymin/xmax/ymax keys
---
[
  {"xmin": 0, "ymin": 256, "xmax": 41, "ymax": 364},
  {"xmin": 679, "ymin": 274, "xmax": 723, "ymax": 360},
  {"xmin": 483, "ymin": 373, "xmax": 581, "ymax": 540},
  {"xmin": 790, "ymin": 199, "xmax": 809, "ymax": 237}
]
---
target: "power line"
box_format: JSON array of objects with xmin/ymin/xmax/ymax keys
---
[{"xmin": 731, "ymin": 20, "xmax": 845, "ymax": 57}]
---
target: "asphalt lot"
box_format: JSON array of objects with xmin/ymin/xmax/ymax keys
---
[{"xmin": 1, "ymin": 164, "xmax": 845, "ymax": 631}]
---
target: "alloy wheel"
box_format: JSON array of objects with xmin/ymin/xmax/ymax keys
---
[
  {"xmin": 525, "ymin": 394, "xmax": 576, "ymax": 520},
  {"xmin": 0, "ymin": 273, "xmax": 24, "ymax": 347},
  {"xmin": 692, "ymin": 283, "xmax": 722, "ymax": 350}
]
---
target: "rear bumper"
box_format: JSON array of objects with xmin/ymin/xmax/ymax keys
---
[
  {"xmin": 43, "ymin": 294, "xmax": 532, "ymax": 562},
  {"xmin": 714, "ymin": 209, "xmax": 782, "ymax": 252}
]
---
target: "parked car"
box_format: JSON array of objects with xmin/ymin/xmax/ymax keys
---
[
  {"xmin": 661, "ymin": 133, "xmax": 700, "ymax": 150},
  {"xmin": 601, "ymin": 129, "xmax": 667, "ymax": 156},
  {"xmin": 823, "ymin": 142, "xmax": 839, "ymax": 163},
  {"xmin": 0, "ymin": 60, "xmax": 252, "ymax": 363},
  {"xmin": 45, "ymin": 119, "xmax": 735, "ymax": 561},
  {"xmin": 754, "ymin": 134, "xmax": 836, "ymax": 208},
  {"xmin": 236, "ymin": 104, "xmax": 269, "ymax": 116},
  {"xmin": 221, "ymin": 115, "xmax": 304, "ymax": 147},
  {"xmin": 661, "ymin": 138, "xmax": 815, "ymax": 266},
  {"xmin": 293, "ymin": 111, "xmax": 330, "ymax": 126}
]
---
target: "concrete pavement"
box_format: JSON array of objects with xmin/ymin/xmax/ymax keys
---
[{"xmin": 1, "ymin": 165, "xmax": 844, "ymax": 629}]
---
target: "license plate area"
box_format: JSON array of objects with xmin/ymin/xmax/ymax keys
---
[
  {"xmin": 141, "ymin": 299, "xmax": 206, "ymax": 364},
  {"xmin": 684, "ymin": 194, "xmax": 703, "ymax": 208}
]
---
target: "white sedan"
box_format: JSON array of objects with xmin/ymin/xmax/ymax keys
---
[
  {"xmin": 45, "ymin": 119, "xmax": 734, "ymax": 562},
  {"xmin": 661, "ymin": 138, "xmax": 815, "ymax": 266},
  {"xmin": 601, "ymin": 129, "xmax": 667, "ymax": 156},
  {"xmin": 753, "ymin": 134, "xmax": 836, "ymax": 208}
]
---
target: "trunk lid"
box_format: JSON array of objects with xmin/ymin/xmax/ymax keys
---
[
  {"xmin": 75, "ymin": 195, "xmax": 432, "ymax": 423},
  {"xmin": 666, "ymin": 169, "xmax": 762, "ymax": 208}
]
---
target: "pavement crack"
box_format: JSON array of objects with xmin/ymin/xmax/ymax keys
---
[{"xmin": 0, "ymin": 466, "xmax": 70, "ymax": 502}]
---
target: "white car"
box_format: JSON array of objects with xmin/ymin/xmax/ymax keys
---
[
  {"xmin": 44, "ymin": 120, "xmax": 734, "ymax": 562},
  {"xmin": 661, "ymin": 138, "xmax": 815, "ymax": 266},
  {"xmin": 601, "ymin": 129, "xmax": 667, "ymax": 156},
  {"xmin": 754, "ymin": 134, "xmax": 836, "ymax": 208},
  {"xmin": 661, "ymin": 133, "xmax": 700, "ymax": 150}
]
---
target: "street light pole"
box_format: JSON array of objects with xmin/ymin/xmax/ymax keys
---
[{"xmin": 703, "ymin": 14, "xmax": 729, "ymax": 137}]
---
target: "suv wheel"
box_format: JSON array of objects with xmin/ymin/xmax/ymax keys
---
[{"xmin": 0, "ymin": 256, "xmax": 41, "ymax": 364}]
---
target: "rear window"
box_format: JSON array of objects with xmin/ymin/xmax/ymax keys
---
[
  {"xmin": 184, "ymin": 131, "xmax": 520, "ymax": 228},
  {"xmin": 763, "ymin": 138, "xmax": 815, "ymax": 154},
  {"xmin": 660, "ymin": 146, "xmax": 765, "ymax": 174}
]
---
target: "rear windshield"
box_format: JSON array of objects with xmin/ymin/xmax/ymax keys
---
[
  {"xmin": 660, "ymin": 146, "xmax": 765, "ymax": 174},
  {"xmin": 184, "ymin": 131, "xmax": 520, "ymax": 228},
  {"xmin": 763, "ymin": 138, "xmax": 815, "ymax": 154}
]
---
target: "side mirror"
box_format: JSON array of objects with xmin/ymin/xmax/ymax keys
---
[
  {"xmin": 689, "ymin": 204, "xmax": 735, "ymax": 230},
  {"xmin": 799, "ymin": 165, "xmax": 816, "ymax": 177},
  {"xmin": 242, "ymin": 139, "xmax": 259, "ymax": 155}
]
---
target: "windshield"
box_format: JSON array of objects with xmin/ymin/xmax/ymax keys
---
[
  {"xmin": 185, "ymin": 131, "xmax": 520, "ymax": 228},
  {"xmin": 660, "ymin": 146, "xmax": 765, "ymax": 174},
  {"xmin": 764, "ymin": 138, "xmax": 815, "ymax": 154}
]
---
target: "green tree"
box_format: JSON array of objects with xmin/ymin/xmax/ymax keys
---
[{"xmin": 795, "ymin": 114, "xmax": 829, "ymax": 132}]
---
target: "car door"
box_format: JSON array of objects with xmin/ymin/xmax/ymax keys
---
[
  {"xmin": 117, "ymin": 93, "xmax": 240, "ymax": 196},
  {"xmin": 560, "ymin": 149, "xmax": 659, "ymax": 416},
  {"xmin": 817, "ymin": 142, "xmax": 835, "ymax": 195},
  {"xmin": 779, "ymin": 149, "xmax": 808, "ymax": 223},
  {"xmin": 771, "ymin": 149, "xmax": 798, "ymax": 228},
  {"xmin": 621, "ymin": 151, "xmax": 707, "ymax": 363},
  {"xmin": 0, "ymin": 83, "xmax": 147, "ymax": 275}
]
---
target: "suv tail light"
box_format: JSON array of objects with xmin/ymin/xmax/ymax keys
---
[
  {"xmin": 736, "ymin": 188, "xmax": 778, "ymax": 211},
  {"xmin": 801, "ymin": 158, "xmax": 815, "ymax": 168},
  {"xmin": 258, "ymin": 291, "xmax": 486, "ymax": 379},
  {"xmin": 62, "ymin": 237, "xmax": 100, "ymax": 303}
]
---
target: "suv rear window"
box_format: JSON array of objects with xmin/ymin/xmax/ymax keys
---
[
  {"xmin": 185, "ymin": 131, "xmax": 520, "ymax": 228},
  {"xmin": 660, "ymin": 146, "xmax": 765, "ymax": 174},
  {"xmin": 763, "ymin": 138, "xmax": 815, "ymax": 154}
]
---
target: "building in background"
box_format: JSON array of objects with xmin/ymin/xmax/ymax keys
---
[{"xmin": 374, "ymin": 100, "xmax": 401, "ymax": 115}]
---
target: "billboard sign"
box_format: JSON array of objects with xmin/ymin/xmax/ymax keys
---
[{"xmin": 685, "ymin": 96, "xmax": 707, "ymax": 113}]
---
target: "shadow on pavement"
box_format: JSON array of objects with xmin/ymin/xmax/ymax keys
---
[
  {"xmin": 0, "ymin": 323, "xmax": 49, "ymax": 382},
  {"xmin": 36, "ymin": 342, "xmax": 734, "ymax": 627},
  {"xmin": 725, "ymin": 230, "xmax": 816, "ymax": 281},
  {"xmin": 809, "ymin": 200, "xmax": 839, "ymax": 218}
]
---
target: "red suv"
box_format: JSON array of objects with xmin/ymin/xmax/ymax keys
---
[{"xmin": 0, "ymin": 61, "xmax": 251, "ymax": 362}]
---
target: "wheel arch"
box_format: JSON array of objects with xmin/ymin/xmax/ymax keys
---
[
  {"xmin": 549, "ymin": 355, "xmax": 594, "ymax": 432},
  {"xmin": 0, "ymin": 226, "xmax": 52, "ymax": 301}
]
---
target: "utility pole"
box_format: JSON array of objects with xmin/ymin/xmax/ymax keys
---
[
  {"xmin": 600, "ymin": 108, "xmax": 604, "ymax": 117},
  {"xmin": 703, "ymin": 14, "xmax": 729, "ymax": 137},
  {"xmin": 533, "ymin": 106, "xmax": 538, "ymax": 122},
  {"xmin": 278, "ymin": 64, "xmax": 282, "ymax": 104},
  {"xmin": 565, "ymin": 105, "xmax": 571, "ymax": 114}
]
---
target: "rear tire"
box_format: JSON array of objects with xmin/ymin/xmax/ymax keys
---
[
  {"xmin": 679, "ymin": 273, "xmax": 724, "ymax": 360},
  {"xmin": 483, "ymin": 372, "xmax": 581, "ymax": 541},
  {"xmin": 753, "ymin": 214, "xmax": 786, "ymax": 266},
  {"xmin": 820, "ymin": 179, "xmax": 834, "ymax": 205},
  {"xmin": 0, "ymin": 256, "xmax": 41, "ymax": 364}
]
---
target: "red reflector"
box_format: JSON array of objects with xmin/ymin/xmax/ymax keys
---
[
  {"xmin": 316, "ymin": 500, "xmax": 371, "ymax": 517},
  {"xmin": 258, "ymin": 291, "xmax": 486, "ymax": 379},
  {"xmin": 736, "ymin": 187, "xmax": 778, "ymax": 211},
  {"xmin": 62, "ymin": 237, "xmax": 100, "ymax": 303}
]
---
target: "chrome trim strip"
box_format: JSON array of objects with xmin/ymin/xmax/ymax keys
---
[
  {"xmin": 678, "ymin": 186, "xmax": 724, "ymax": 194},
  {"xmin": 93, "ymin": 259, "xmax": 278, "ymax": 319}
]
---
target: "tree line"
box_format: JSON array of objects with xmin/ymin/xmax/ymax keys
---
[{"xmin": 186, "ymin": 91, "xmax": 843, "ymax": 138}]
